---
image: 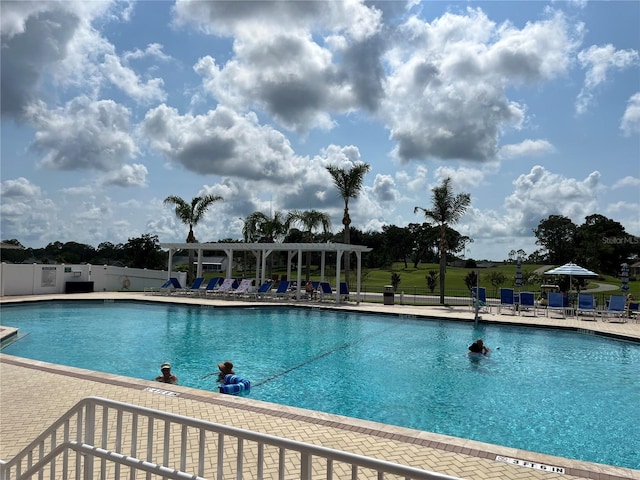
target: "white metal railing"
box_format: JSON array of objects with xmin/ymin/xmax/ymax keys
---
[{"xmin": 0, "ymin": 396, "xmax": 462, "ymax": 480}]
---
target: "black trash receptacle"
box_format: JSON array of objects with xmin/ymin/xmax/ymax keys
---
[{"xmin": 383, "ymin": 285, "xmax": 394, "ymax": 305}]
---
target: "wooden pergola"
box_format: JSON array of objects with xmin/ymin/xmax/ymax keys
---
[{"xmin": 160, "ymin": 242, "xmax": 372, "ymax": 304}]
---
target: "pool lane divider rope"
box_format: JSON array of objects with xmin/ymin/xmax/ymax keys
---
[{"xmin": 251, "ymin": 323, "xmax": 399, "ymax": 388}]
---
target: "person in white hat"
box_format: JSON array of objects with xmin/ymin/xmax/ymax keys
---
[{"xmin": 155, "ymin": 362, "xmax": 178, "ymax": 384}]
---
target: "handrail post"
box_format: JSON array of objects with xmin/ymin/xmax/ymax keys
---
[{"xmin": 84, "ymin": 400, "xmax": 95, "ymax": 480}]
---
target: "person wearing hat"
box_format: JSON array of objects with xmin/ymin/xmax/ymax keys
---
[
  {"xmin": 217, "ymin": 361, "xmax": 235, "ymax": 382},
  {"xmin": 155, "ymin": 362, "xmax": 178, "ymax": 384}
]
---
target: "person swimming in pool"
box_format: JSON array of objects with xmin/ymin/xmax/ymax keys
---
[
  {"xmin": 217, "ymin": 361, "xmax": 235, "ymax": 382},
  {"xmin": 155, "ymin": 362, "xmax": 178, "ymax": 384},
  {"xmin": 468, "ymin": 338, "xmax": 490, "ymax": 355}
]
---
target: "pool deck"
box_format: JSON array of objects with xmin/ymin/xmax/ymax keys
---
[{"xmin": 1, "ymin": 292, "xmax": 639, "ymax": 480}]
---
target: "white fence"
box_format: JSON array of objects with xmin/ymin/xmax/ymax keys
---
[
  {"xmin": 0, "ymin": 396, "xmax": 462, "ymax": 480},
  {"xmin": 0, "ymin": 263, "xmax": 186, "ymax": 297}
]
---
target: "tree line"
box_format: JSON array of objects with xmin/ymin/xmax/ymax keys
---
[{"xmin": 2, "ymin": 167, "xmax": 636, "ymax": 302}]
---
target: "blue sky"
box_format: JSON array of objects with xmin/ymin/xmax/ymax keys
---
[{"xmin": 1, "ymin": 0, "xmax": 639, "ymax": 261}]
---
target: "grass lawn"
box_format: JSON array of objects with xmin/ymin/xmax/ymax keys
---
[{"xmin": 214, "ymin": 262, "xmax": 639, "ymax": 299}]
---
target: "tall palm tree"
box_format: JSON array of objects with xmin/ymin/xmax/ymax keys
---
[
  {"xmin": 287, "ymin": 209, "xmax": 332, "ymax": 280},
  {"xmin": 326, "ymin": 162, "xmax": 370, "ymax": 284},
  {"xmin": 414, "ymin": 178, "xmax": 470, "ymax": 305},
  {"xmin": 164, "ymin": 194, "xmax": 223, "ymax": 283}
]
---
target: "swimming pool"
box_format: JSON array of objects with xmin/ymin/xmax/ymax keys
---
[{"xmin": 1, "ymin": 301, "xmax": 639, "ymax": 470}]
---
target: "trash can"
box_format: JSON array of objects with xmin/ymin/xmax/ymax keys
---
[{"xmin": 383, "ymin": 285, "xmax": 394, "ymax": 305}]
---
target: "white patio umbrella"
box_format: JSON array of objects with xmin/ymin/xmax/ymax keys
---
[{"xmin": 544, "ymin": 262, "xmax": 597, "ymax": 292}]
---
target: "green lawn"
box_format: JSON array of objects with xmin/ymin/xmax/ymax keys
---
[{"xmin": 232, "ymin": 262, "xmax": 639, "ymax": 298}]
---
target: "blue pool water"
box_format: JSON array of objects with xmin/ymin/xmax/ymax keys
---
[{"xmin": 1, "ymin": 301, "xmax": 639, "ymax": 470}]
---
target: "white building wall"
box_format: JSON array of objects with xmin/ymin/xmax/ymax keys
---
[{"xmin": 0, "ymin": 263, "xmax": 186, "ymax": 297}]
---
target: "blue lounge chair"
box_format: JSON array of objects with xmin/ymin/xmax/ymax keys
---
[
  {"xmin": 271, "ymin": 280, "xmax": 290, "ymax": 300},
  {"xmin": 144, "ymin": 278, "xmax": 173, "ymax": 295},
  {"xmin": 252, "ymin": 281, "xmax": 274, "ymax": 300},
  {"xmin": 498, "ymin": 288, "xmax": 515, "ymax": 314},
  {"xmin": 603, "ymin": 294, "xmax": 627, "ymax": 322},
  {"xmin": 546, "ymin": 292, "xmax": 566, "ymax": 318},
  {"xmin": 519, "ymin": 292, "xmax": 537, "ymax": 316},
  {"xmin": 628, "ymin": 302, "xmax": 639, "ymax": 322},
  {"xmin": 576, "ymin": 293, "xmax": 597, "ymax": 321},
  {"xmin": 202, "ymin": 277, "xmax": 222, "ymax": 295},
  {"xmin": 470, "ymin": 287, "xmax": 489, "ymax": 312},
  {"xmin": 318, "ymin": 282, "xmax": 333, "ymax": 301},
  {"xmin": 178, "ymin": 277, "xmax": 204, "ymax": 295},
  {"xmin": 339, "ymin": 282, "xmax": 349, "ymax": 301}
]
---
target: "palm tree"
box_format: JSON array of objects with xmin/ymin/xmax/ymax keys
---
[
  {"xmin": 243, "ymin": 210, "xmax": 290, "ymax": 278},
  {"xmin": 164, "ymin": 194, "xmax": 223, "ymax": 283},
  {"xmin": 325, "ymin": 162, "xmax": 370, "ymax": 284},
  {"xmin": 287, "ymin": 209, "xmax": 332, "ymax": 280},
  {"xmin": 414, "ymin": 178, "xmax": 470, "ymax": 304}
]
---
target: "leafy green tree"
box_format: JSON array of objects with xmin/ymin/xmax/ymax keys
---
[
  {"xmin": 381, "ymin": 225, "xmax": 414, "ymax": 268},
  {"xmin": 574, "ymin": 214, "xmax": 635, "ymax": 274},
  {"xmin": 326, "ymin": 162, "xmax": 371, "ymax": 284},
  {"xmin": 287, "ymin": 209, "xmax": 331, "ymax": 280},
  {"xmin": 415, "ymin": 178, "xmax": 471, "ymax": 304},
  {"xmin": 164, "ymin": 194, "xmax": 223, "ymax": 283},
  {"xmin": 0, "ymin": 239, "xmax": 28, "ymax": 263},
  {"xmin": 123, "ymin": 234, "xmax": 165, "ymax": 269},
  {"xmin": 533, "ymin": 215, "xmax": 577, "ymax": 265},
  {"xmin": 407, "ymin": 223, "xmax": 439, "ymax": 267}
]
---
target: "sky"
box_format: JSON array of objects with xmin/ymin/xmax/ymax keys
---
[{"xmin": 1, "ymin": 0, "xmax": 639, "ymax": 262}]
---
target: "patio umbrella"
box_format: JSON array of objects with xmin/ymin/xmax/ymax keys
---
[
  {"xmin": 621, "ymin": 263, "xmax": 629, "ymax": 293},
  {"xmin": 515, "ymin": 259, "xmax": 523, "ymax": 289},
  {"xmin": 544, "ymin": 262, "xmax": 597, "ymax": 292}
]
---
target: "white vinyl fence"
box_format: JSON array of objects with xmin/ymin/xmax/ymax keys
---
[{"xmin": 0, "ymin": 263, "xmax": 185, "ymax": 296}]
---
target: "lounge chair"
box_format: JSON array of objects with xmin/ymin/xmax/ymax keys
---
[
  {"xmin": 519, "ymin": 292, "xmax": 537, "ymax": 316},
  {"xmin": 318, "ymin": 282, "xmax": 334, "ymax": 301},
  {"xmin": 603, "ymin": 294, "xmax": 627, "ymax": 322},
  {"xmin": 271, "ymin": 280, "xmax": 290, "ymax": 301},
  {"xmin": 628, "ymin": 302, "xmax": 639, "ymax": 322},
  {"xmin": 339, "ymin": 282, "xmax": 349, "ymax": 301},
  {"xmin": 177, "ymin": 277, "xmax": 205, "ymax": 295},
  {"xmin": 498, "ymin": 288, "xmax": 515, "ymax": 314},
  {"xmin": 202, "ymin": 277, "xmax": 222, "ymax": 295},
  {"xmin": 228, "ymin": 278, "xmax": 253, "ymax": 297},
  {"xmin": 148, "ymin": 277, "xmax": 181, "ymax": 295},
  {"xmin": 546, "ymin": 292, "xmax": 566, "ymax": 318},
  {"xmin": 209, "ymin": 278, "xmax": 238, "ymax": 296},
  {"xmin": 470, "ymin": 287, "xmax": 489, "ymax": 313},
  {"xmin": 576, "ymin": 293, "xmax": 597, "ymax": 321},
  {"xmin": 252, "ymin": 281, "xmax": 274, "ymax": 300},
  {"xmin": 144, "ymin": 278, "xmax": 173, "ymax": 295}
]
